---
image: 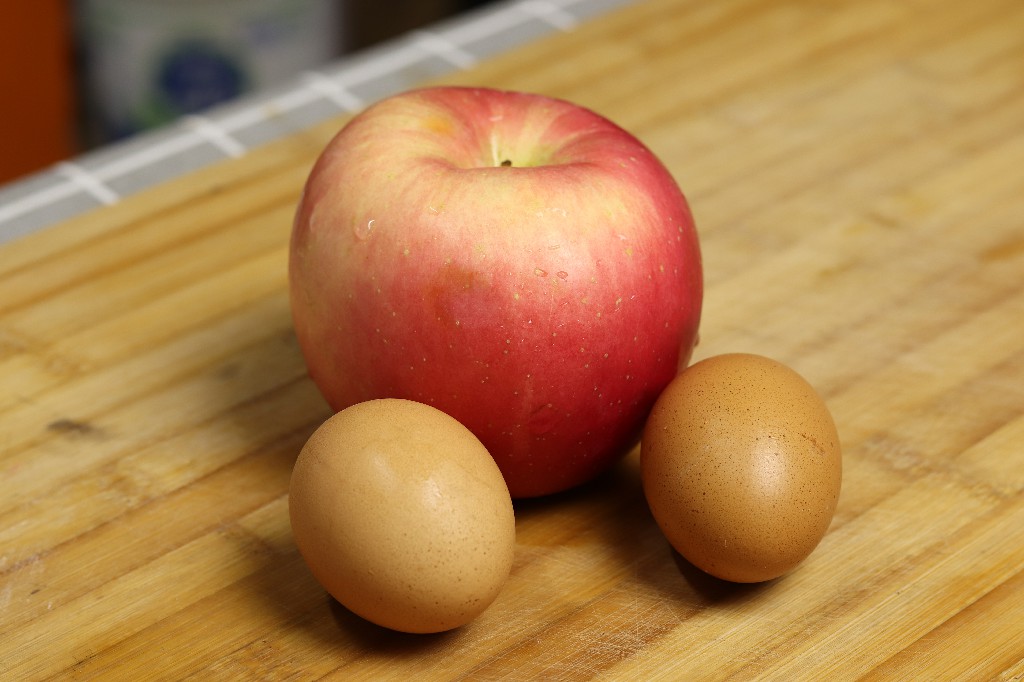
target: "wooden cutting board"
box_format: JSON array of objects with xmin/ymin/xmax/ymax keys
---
[{"xmin": 3, "ymin": 0, "xmax": 1024, "ymax": 678}]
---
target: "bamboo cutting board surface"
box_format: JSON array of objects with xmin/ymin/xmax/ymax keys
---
[{"xmin": 3, "ymin": 0, "xmax": 1024, "ymax": 678}]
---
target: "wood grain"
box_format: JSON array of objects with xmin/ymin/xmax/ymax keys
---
[{"xmin": 3, "ymin": 0, "xmax": 1024, "ymax": 678}]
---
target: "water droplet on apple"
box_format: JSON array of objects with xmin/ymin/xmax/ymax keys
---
[
  {"xmin": 534, "ymin": 268, "xmax": 547, "ymax": 277},
  {"xmin": 354, "ymin": 219, "xmax": 376, "ymax": 240},
  {"xmin": 556, "ymin": 271, "xmax": 568, "ymax": 280}
]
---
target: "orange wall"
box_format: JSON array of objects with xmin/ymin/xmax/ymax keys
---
[{"xmin": 0, "ymin": 1, "xmax": 77, "ymax": 183}]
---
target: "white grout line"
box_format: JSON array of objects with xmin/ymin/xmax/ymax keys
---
[
  {"xmin": 91, "ymin": 132, "xmax": 208, "ymax": 182},
  {"xmin": 301, "ymin": 72, "xmax": 366, "ymax": 112},
  {"xmin": 549, "ymin": 0, "xmax": 594, "ymax": 8},
  {"xmin": 56, "ymin": 162, "xmax": 120, "ymax": 206},
  {"xmin": 331, "ymin": 43, "xmax": 425, "ymax": 89},
  {"xmin": 213, "ymin": 86, "xmax": 326, "ymax": 133},
  {"xmin": 518, "ymin": 0, "xmax": 579, "ymax": 30},
  {"xmin": 0, "ymin": 180, "xmax": 81, "ymax": 227},
  {"xmin": 403, "ymin": 30, "xmax": 475, "ymax": 70},
  {"xmin": 439, "ymin": 3, "xmax": 534, "ymax": 46},
  {"xmin": 205, "ymin": 103, "xmax": 274, "ymax": 133},
  {"xmin": 550, "ymin": 0, "xmax": 620, "ymax": 11},
  {"xmin": 183, "ymin": 115, "xmax": 248, "ymax": 158},
  {"xmin": 411, "ymin": 30, "xmax": 478, "ymax": 69}
]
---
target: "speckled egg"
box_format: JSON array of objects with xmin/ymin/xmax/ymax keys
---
[
  {"xmin": 289, "ymin": 398, "xmax": 516, "ymax": 633},
  {"xmin": 640, "ymin": 353, "xmax": 842, "ymax": 583}
]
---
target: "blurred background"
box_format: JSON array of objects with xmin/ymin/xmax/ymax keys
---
[{"xmin": 1, "ymin": 0, "xmax": 496, "ymax": 184}]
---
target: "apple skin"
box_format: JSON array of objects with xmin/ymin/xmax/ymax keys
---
[{"xmin": 289, "ymin": 86, "xmax": 702, "ymax": 498}]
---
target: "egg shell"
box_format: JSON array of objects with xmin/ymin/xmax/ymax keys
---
[
  {"xmin": 641, "ymin": 353, "xmax": 842, "ymax": 583},
  {"xmin": 289, "ymin": 398, "xmax": 516, "ymax": 633}
]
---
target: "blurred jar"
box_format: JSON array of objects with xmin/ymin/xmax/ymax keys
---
[{"xmin": 76, "ymin": 0, "xmax": 343, "ymax": 142}]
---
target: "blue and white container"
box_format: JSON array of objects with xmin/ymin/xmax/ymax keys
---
[{"xmin": 77, "ymin": 0, "xmax": 343, "ymax": 141}]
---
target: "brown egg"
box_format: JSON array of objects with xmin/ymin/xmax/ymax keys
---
[
  {"xmin": 641, "ymin": 353, "xmax": 842, "ymax": 583},
  {"xmin": 289, "ymin": 399, "xmax": 516, "ymax": 633}
]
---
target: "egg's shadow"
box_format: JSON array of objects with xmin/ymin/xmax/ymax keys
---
[
  {"xmin": 535, "ymin": 446, "xmax": 774, "ymax": 609},
  {"xmin": 243, "ymin": 542, "xmax": 468, "ymax": 663},
  {"xmin": 327, "ymin": 597, "xmax": 460, "ymax": 654},
  {"xmin": 670, "ymin": 550, "xmax": 774, "ymax": 604}
]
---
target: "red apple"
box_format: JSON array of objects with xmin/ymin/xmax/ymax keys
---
[{"xmin": 289, "ymin": 86, "xmax": 702, "ymax": 498}]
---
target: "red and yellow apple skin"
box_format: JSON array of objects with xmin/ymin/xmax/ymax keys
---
[{"xmin": 289, "ymin": 86, "xmax": 702, "ymax": 498}]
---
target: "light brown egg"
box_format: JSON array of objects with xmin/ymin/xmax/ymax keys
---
[
  {"xmin": 641, "ymin": 353, "xmax": 842, "ymax": 583},
  {"xmin": 289, "ymin": 399, "xmax": 516, "ymax": 633}
]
